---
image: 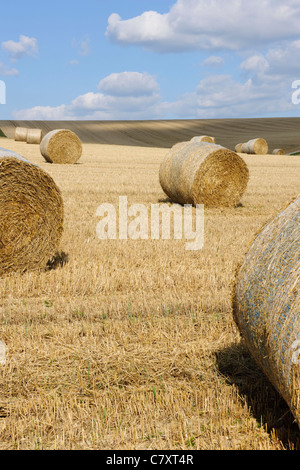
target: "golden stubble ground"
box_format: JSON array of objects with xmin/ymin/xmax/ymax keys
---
[{"xmin": 0, "ymin": 136, "xmax": 300, "ymax": 450}]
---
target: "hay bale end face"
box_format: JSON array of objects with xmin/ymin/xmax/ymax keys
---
[
  {"xmin": 159, "ymin": 141, "xmax": 249, "ymax": 207},
  {"xmin": 40, "ymin": 129, "xmax": 82, "ymax": 164},
  {"xmin": 233, "ymin": 196, "xmax": 300, "ymax": 428},
  {"xmin": 241, "ymin": 138, "xmax": 268, "ymax": 155},
  {"xmin": 0, "ymin": 148, "xmax": 64, "ymax": 276},
  {"xmin": 235, "ymin": 143, "xmax": 243, "ymax": 153},
  {"xmin": 272, "ymin": 148, "xmax": 286, "ymax": 155},
  {"xmin": 15, "ymin": 127, "xmax": 28, "ymax": 142},
  {"xmin": 190, "ymin": 135, "xmax": 216, "ymax": 144},
  {"xmin": 27, "ymin": 128, "xmax": 42, "ymax": 145}
]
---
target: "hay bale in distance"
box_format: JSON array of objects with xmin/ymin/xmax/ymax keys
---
[
  {"xmin": 233, "ymin": 195, "xmax": 300, "ymax": 429},
  {"xmin": 27, "ymin": 128, "xmax": 42, "ymax": 145},
  {"xmin": 190, "ymin": 135, "xmax": 216, "ymax": 144},
  {"xmin": 40, "ymin": 129, "xmax": 82, "ymax": 164},
  {"xmin": 159, "ymin": 141, "xmax": 249, "ymax": 207},
  {"xmin": 0, "ymin": 148, "xmax": 64, "ymax": 276},
  {"xmin": 272, "ymin": 148, "xmax": 286, "ymax": 155},
  {"xmin": 15, "ymin": 127, "xmax": 28, "ymax": 142},
  {"xmin": 241, "ymin": 138, "xmax": 268, "ymax": 155},
  {"xmin": 235, "ymin": 143, "xmax": 243, "ymax": 153}
]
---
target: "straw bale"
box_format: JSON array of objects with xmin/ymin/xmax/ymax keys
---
[
  {"xmin": 190, "ymin": 135, "xmax": 215, "ymax": 144},
  {"xmin": 0, "ymin": 148, "xmax": 64, "ymax": 276},
  {"xmin": 241, "ymin": 138, "xmax": 268, "ymax": 155},
  {"xmin": 159, "ymin": 141, "xmax": 249, "ymax": 207},
  {"xmin": 233, "ymin": 196, "xmax": 300, "ymax": 428},
  {"xmin": 14, "ymin": 127, "xmax": 28, "ymax": 142},
  {"xmin": 272, "ymin": 148, "xmax": 286, "ymax": 155},
  {"xmin": 235, "ymin": 143, "xmax": 243, "ymax": 153},
  {"xmin": 27, "ymin": 128, "xmax": 42, "ymax": 144},
  {"xmin": 40, "ymin": 129, "xmax": 82, "ymax": 164}
]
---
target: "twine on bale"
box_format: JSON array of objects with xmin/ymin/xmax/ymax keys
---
[
  {"xmin": 190, "ymin": 135, "xmax": 216, "ymax": 144},
  {"xmin": 40, "ymin": 129, "xmax": 82, "ymax": 164},
  {"xmin": 27, "ymin": 128, "xmax": 42, "ymax": 145},
  {"xmin": 0, "ymin": 148, "xmax": 64, "ymax": 277},
  {"xmin": 232, "ymin": 195, "xmax": 300, "ymax": 428},
  {"xmin": 14, "ymin": 127, "xmax": 28, "ymax": 142},
  {"xmin": 241, "ymin": 138, "xmax": 268, "ymax": 155},
  {"xmin": 159, "ymin": 141, "xmax": 249, "ymax": 207}
]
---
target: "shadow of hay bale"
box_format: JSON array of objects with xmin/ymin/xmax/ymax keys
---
[
  {"xmin": 215, "ymin": 342, "xmax": 300, "ymax": 449},
  {"xmin": 45, "ymin": 251, "xmax": 69, "ymax": 271}
]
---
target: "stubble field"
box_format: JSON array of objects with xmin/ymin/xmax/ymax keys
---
[{"xmin": 0, "ymin": 134, "xmax": 300, "ymax": 450}]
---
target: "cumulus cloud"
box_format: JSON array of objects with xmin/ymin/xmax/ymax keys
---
[
  {"xmin": 2, "ymin": 35, "xmax": 38, "ymax": 61},
  {"xmin": 98, "ymin": 71, "xmax": 160, "ymax": 97},
  {"xmin": 202, "ymin": 56, "xmax": 224, "ymax": 67},
  {"xmin": 13, "ymin": 71, "xmax": 162, "ymax": 120},
  {"xmin": 79, "ymin": 36, "xmax": 91, "ymax": 56},
  {"xmin": 0, "ymin": 61, "xmax": 19, "ymax": 76},
  {"xmin": 13, "ymin": 38, "xmax": 300, "ymax": 121},
  {"xmin": 106, "ymin": 0, "xmax": 300, "ymax": 52}
]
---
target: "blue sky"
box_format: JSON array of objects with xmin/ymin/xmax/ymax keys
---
[{"xmin": 1, "ymin": 0, "xmax": 300, "ymax": 120}]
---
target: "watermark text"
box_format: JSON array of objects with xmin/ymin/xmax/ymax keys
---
[{"xmin": 96, "ymin": 196, "xmax": 204, "ymax": 251}]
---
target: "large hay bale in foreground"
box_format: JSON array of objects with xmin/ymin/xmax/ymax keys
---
[
  {"xmin": 14, "ymin": 127, "xmax": 28, "ymax": 142},
  {"xmin": 233, "ymin": 196, "xmax": 300, "ymax": 428},
  {"xmin": 190, "ymin": 135, "xmax": 215, "ymax": 144},
  {"xmin": 40, "ymin": 129, "xmax": 82, "ymax": 164},
  {"xmin": 27, "ymin": 128, "xmax": 42, "ymax": 145},
  {"xmin": 241, "ymin": 138, "xmax": 268, "ymax": 155},
  {"xmin": 0, "ymin": 148, "xmax": 64, "ymax": 276},
  {"xmin": 159, "ymin": 141, "xmax": 249, "ymax": 207},
  {"xmin": 272, "ymin": 148, "xmax": 286, "ymax": 155}
]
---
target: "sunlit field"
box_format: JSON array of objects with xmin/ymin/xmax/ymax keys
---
[{"xmin": 0, "ymin": 135, "xmax": 300, "ymax": 450}]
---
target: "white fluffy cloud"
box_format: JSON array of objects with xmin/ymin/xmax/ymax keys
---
[
  {"xmin": 202, "ymin": 56, "xmax": 224, "ymax": 67},
  {"xmin": 13, "ymin": 36, "xmax": 300, "ymax": 121},
  {"xmin": 98, "ymin": 71, "xmax": 160, "ymax": 97},
  {"xmin": 106, "ymin": 0, "xmax": 300, "ymax": 52},
  {"xmin": 13, "ymin": 71, "xmax": 163, "ymax": 120},
  {"xmin": 2, "ymin": 35, "xmax": 38, "ymax": 61},
  {"xmin": 0, "ymin": 61, "xmax": 19, "ymax": 76}
]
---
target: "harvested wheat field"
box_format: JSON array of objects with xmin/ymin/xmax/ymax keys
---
[{"xmin": 0, "ymin": 125, "xmax": 300, "ymax": 451}]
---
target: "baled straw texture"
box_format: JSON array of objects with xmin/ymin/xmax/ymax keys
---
[
  {"xmin": 0, "ymin": 148, "xmax": 64, "ymax": 276},
  {"xmin": 235, "ymin": 143, "xmax": 243, "ymax": 153},
  {"xmin": 272, "ymin": 148, "xmax": 286, "ymax": 155},
  {"xmin": 27, "ymin": 128, "xmax": 42, "ymax": 145},
  {"xmin": 190, "ymin": 135, "xmax": 216, "ymax": 144},
  {"xmin": 241, "ymin": 138, "xmax": 268, "ymax": 155},
  {"xmin": 14, "ymin": 127, "xmax": 28, "ymax": 142},
  {"xmin": 233, "ymin": 196, "xmax": 300, "ymax": 428},
  {"xmin": 40, "ymin": 129, "xmax": 82, "ymax": 164},
  {"xmin": 159, "ymin": 141, "xmax": 249, "ymax": 207}
]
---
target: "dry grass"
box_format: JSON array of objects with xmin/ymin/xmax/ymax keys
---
[{"xmin": 0, "ymin": 136, "xmax": 300, "ymax": 450}]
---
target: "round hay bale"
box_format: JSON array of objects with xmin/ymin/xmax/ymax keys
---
[
  {"xmin": 159, "ymin": 141, "xmax": 249, "ymax": 207},
  {"xmin": 40, "ymin": 129, "xmax": 82, "ymax": 164},
  {"xmin": 241, "ymin": 138, "xmax": 268, "ymax": 155},
  {"xmin": 240, "ymin": 142, "xmax": 249, "ymax": 153},
  {"xmin": 272, "ymin": 148, "xmax": 286, "ymax": 155},
  {"xmin": 235, "ymin": 143, "xmax": 243, "ymax": 153},
  {"xmin": 14, "ymin": 127, "xmax": 28, "ymax": 142},
  {"xmin": 27, "ymin": 128, "xmax": 42, "ymax": 145},
  {"xmin": 233, "ymin": 195, "xmax": 300, "ymax": 428},
  {"xmin": 190, "ymin": 135, "xmax": 215, "ymax": 144},
  {"xmin": 0, "ymin": 148, "xmax": 64, "ymax": 276}
]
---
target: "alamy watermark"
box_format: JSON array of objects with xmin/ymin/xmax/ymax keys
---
[
  {"xmin": 96, "ymin": 196, "xmax": 204, "ymax": 251},
  {"xmin": 292, "ymin": 80, "xmax": 300, "ymax": 105},
  {"xmin": 0, "ymin": 80, "xmax": 6, "ymax": 105}
]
